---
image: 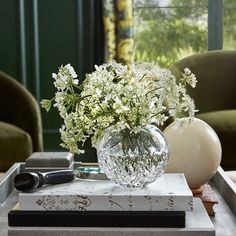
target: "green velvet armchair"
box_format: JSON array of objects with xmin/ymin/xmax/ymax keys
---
[
  {"xmin": 0, "ymin": 71, "xmax": 43, "ymax": 171},
  {"xmin": 171, "ymin": 50, "xmax": 236, "ymax": 170}
]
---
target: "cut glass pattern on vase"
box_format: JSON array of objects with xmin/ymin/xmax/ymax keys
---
[{"xmin": 96, "ymin": 124, "xmax": 169, "ymax": 188}]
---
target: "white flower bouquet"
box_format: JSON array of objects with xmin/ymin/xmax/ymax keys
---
[{"xmin": 41, "ymin": 61, "xmax": 197, "ymax": 154}]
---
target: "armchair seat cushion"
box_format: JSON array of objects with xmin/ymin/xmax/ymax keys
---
[
  {"xmin": 0, "ymin": 121, "xmax": 32, "ymax": 171},
  {"xmin": 196, "ymin": 110, "xmax": 236, "ymax": 170}
]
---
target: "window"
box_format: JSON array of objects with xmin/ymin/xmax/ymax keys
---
[
  {"xmin": 224, "ymin": 0, "xmax": 236, "ymax": 49},
  {"xmin": 134, "ymin": 0, "xmax": 235, "ymax": 67}
]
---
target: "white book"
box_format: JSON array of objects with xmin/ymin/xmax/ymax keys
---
[
  {"xmin": 19, "ymin": 173, "xmax": 193, "ymax": 211},
  {"xmin": 9, "ymin": 199, "xmax": 214, "ymax": 236}
]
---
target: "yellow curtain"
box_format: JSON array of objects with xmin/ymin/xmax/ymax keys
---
[{"xmin": 103, "ymin": 0, "xmax": 134, "ymax": 65}]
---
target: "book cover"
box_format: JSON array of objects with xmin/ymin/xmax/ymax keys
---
[
  {"xmin": 18, "ymin": 173, "xmax": 193, "ymax": 211},
  {"xmin": 8, "ymin": 209, "xmax": 185, "ymax": 228}
]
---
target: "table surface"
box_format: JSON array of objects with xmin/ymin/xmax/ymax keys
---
[{"xmin": 0, "ymin": 164, "xmax": 236, "ymax": 236}]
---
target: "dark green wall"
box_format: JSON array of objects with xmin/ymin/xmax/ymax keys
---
[{"xmin": 0, "ymin": 0, "xmax": 104, "ymax": 161}]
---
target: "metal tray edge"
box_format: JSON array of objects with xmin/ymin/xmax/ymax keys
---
[
  {"xmin": 0, "ymin": 163, "xmax": 24, "ymax": 203},
  {"xmin": 212, "ymin": 166, "xmax": 236, "ymax": 216}
]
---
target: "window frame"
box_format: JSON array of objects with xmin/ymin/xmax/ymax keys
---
[{"xmin": 208, "ymin": 0, "xmax": 223, "ymax": 50}]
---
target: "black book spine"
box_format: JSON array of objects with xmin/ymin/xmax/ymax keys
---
[{"xmin": 8, "ymin": 210, "xmax": 185, "ymax": 228}]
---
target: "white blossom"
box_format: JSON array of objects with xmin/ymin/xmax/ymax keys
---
[
  {"xmin": 41, "ymin": 61, "xmax": 197, "ymax": 154},
  {"xmin": 65, "ymin": 64, "xmax": 78, "ymax": 78}
]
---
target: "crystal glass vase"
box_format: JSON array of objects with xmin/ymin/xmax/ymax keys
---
[{"xmin": 96, "ymin": 124, "xmax": 169, "ymax": 188}]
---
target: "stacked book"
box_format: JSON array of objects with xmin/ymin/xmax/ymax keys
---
[
  {"xmin": 8, "ymin": 173, "xmax": 215, "ymax": 235},
  {"xmin": 194, "ymin": 183, "xmax": 218, "ymax": 216}
]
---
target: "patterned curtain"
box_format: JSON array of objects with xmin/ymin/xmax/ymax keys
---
[{"xmin": 103, "ymin": 0, "xmax": 134, "ymax": 65}]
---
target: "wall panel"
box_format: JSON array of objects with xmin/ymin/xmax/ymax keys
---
[{"xmin": 0, "ymin": 0, "xmax": 104, "ymax": 161}]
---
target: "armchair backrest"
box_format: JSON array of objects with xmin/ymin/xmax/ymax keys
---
[
  {"xmin": 0, "ymin": 71, "xmax": 43, "ymax": 152},
  {"xmin": 171, "ymin": 50, "xmax": 236, "ymax": 113}
]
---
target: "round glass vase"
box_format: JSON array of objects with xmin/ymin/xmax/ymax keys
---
[{"xmin": 96, "ymin": 124, "xmax": 169, "ymax": 188}]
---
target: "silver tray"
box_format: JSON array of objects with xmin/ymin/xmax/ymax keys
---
[{"xmin": 1, "ymin": 163, "xmax": 236, "ymax": 236}]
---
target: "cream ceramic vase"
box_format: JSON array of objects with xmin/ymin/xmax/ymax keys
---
[{"xmin": 163, "ymin": 118, "xmax": 222, "ymax": 189}]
